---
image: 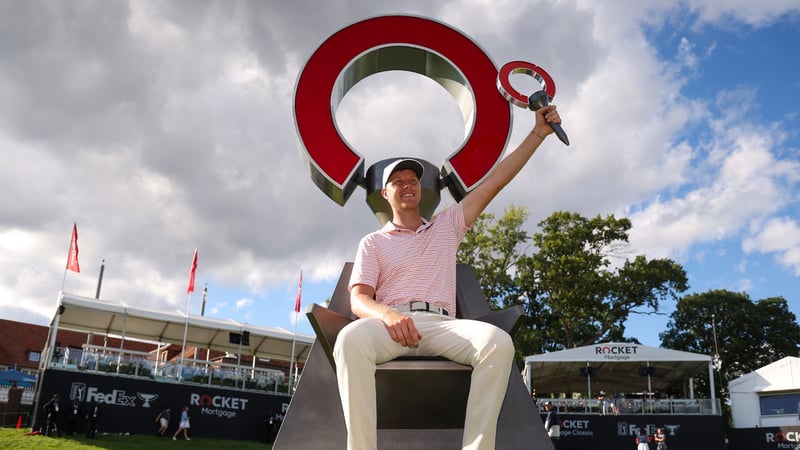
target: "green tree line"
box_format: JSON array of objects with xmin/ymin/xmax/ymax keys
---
[{"xmin": 458, "ymin": 206, "xmax": 800, "ymax": 399}]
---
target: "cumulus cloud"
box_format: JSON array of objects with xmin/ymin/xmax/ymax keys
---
[
  {"xmin": 0, "ymin": 0, "xmax": 797, "ymax": 335},
  {"xmin": 744, "ymin": 218, "xmax": 800, "ymax": 275}
]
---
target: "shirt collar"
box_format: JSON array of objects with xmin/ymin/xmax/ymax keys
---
[{"xmin": 381, "ymin": 216, "xmax": 432, "ymax": 233}]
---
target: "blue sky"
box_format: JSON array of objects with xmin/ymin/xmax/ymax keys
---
[{"xmin": 0, "ymin": 1, "xmax": 798, "ymax": 351}]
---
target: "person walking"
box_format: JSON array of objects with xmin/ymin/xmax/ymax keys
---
[
  {"xmin": 172, "ymin": 405, "xmax": 191, "ymax": 441},
  {"xmin": 156, "ymin": 406, "xmax": 171, "ymax": 436},
  {"xmin": 42, "ymin": 394, "xmax": 61, "ymax": 437}
]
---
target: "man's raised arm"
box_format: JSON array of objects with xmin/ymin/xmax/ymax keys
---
[{"xmin": 461, "ymin": 104, "xmax": 561, "ymax": 227}]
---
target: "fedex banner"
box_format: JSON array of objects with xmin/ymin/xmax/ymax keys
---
[{"xmin": 35, "ymin": 369, "xmax": 288, "ymax": 441}]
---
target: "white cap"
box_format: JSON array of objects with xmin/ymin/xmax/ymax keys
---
[{"xmin": 381, "ymin": 159, "xmax": 424, "ymax": 187}]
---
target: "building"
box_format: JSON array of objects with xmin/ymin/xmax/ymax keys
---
[
  {"xmin": 523, "ymin": 342, "xmax": 725, "ymax": 450},
  {"xmin": 1, "ymin": 291, "xmax": 313, "ymax": 440},
  {"xmin": 728, "ymin": 356, "xmax": 800, "ymax": 450}
]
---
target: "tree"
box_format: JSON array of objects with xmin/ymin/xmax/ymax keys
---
[
  {"xmin": 458, "ymin": 209, "xmax": 689, "ymax": 358},
  {"xmin": 517, "ymin": 211, "xmax": 688, "ymax": 351},
  {"xmin": 660, "ymin": 290, "xmax": 800, "ymax": 398},
  {"xmin": 457, "ymin": 205, "xmax": 529, "ymax": 309}
]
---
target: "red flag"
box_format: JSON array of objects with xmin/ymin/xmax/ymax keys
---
[
  {"xmin": 294, "ymin": 270, "xmax": 303, "ymax": 313},
  {"xmin": 187, "ymin": 249, "xmax": 198, "ymax": 294},
  {"xmin": 66, "ymin": 223, "xmax": 80, "ymax": 273}
]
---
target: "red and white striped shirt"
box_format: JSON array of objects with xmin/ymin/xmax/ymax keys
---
[{"xmin": 349, "ymin": 203, "xmax": 469, "ymax": 315}]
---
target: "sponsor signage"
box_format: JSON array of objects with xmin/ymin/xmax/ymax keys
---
[
  {"xmin": 36, "ymin": 369, "xmax": 288, "ymax": 441},
  {"xmin": 595, "ymin": 344, "xmax": 640, "ymax": 361},
  {"xmin": 730, "ymin": 426, "xmax": 800, "ymax": 450},
  {"xmin": 539, "ymin": 413, "xmax": 724, "ymax": 450}
]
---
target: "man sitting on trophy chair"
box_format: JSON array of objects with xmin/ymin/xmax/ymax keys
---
[{"xmin": 333, "ymin": 103, "xmax": 562, "ymax": 450}]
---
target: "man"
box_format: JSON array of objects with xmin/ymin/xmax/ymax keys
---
[
  {"xmin": 654, "ymin": 426, "xmax": 667, "ymax": 450},
  {"xmin": 334, "ymin": 104, "xmax": 561, "ymax": 450},
  {"xmin": 543, "ymin": 401, "xmax": 560, "ymax": 442},
  {"xmin": 43, "ymin": 394, "xmax": 61, "ymax": 437},
  {"xmin": 156, "ymin": 406, "xmax": 171, "ymax": 436},
  {"xmin": 85, "ymin": 401, "xmax": 100, "ymax": 438},
  {"xmin": 67, "ymin": 399, "xmax": 81, "ymax": 435},
  {"xmin": 598, "ymin": 390, "xmax": 608, "ymax": 415}
]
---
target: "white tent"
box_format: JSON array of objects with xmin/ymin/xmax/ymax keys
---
[
  {"xmin": 728, "ymin": 356, "xmax": 800, "ymax": 428},
  {"xmin": 524, "ymin": 342, "xmax": 716, "ymax": 401},
  {"xmin": 48, "ymin": 291, "xmax": 314, "ymax": 363}
]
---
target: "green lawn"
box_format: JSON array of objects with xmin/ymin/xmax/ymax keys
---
[{"xmin": 0, "ymin": 428, "xmax": 272, "ymax": 449}]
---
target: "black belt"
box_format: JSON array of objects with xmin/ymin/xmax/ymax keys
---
[{"xmin": 394, "ymin": 301, "xmax": 449, "ymax": 316}]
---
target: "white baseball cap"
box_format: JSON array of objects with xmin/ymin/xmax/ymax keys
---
[{"xmin": 381, "ymin": 159, "xmax": 424, "ymax": 187}]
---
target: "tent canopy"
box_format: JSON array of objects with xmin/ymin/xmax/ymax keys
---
[
  {"xmin": 524, "ymin": 342, "xmax": 712, "ymax": 396},
  {"xmin": 54, "ymin": 292, "xmax": 314, "ymax": 363},
  {"xmin": 0, "ymin": 369, "xmax": 37, "ymax": 386}
]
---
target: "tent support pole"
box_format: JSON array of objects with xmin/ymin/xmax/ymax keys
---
[{"xmin": 708, "ymin": 360, "xmax": 718, "ymax": 414}]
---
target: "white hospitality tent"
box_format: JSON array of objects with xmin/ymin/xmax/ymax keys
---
[
  {"xmin": 524, "ymin": 342, "xmax": 716, "ymax": 403},
  {"xmin": 46, "ymin": 291, "xmax": 314, "ymax": 364},
  {"xmin": 728, "ymin": 356, "xmax": 800, "ymax": 428}
]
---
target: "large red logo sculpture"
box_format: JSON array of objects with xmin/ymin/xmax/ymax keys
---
[{"xmin": 294, "ymin": 15, "xmax": 558, "ymax": 220}]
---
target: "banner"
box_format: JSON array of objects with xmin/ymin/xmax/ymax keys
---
[
  {"xmin": 538, "ymin": 412, "xmax": 725, "ymax": 450},
  {"xmin": 34, "ymin": 368, "xmax": 289, "ymax": 441},
  {"xmin": 730, "ymin": 426, "xmax": 800, "ymax": 450}
]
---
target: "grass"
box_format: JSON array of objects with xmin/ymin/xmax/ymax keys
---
[{"xmin": 0, "ymin": 428, "xmax": 273, "ymax": 449}]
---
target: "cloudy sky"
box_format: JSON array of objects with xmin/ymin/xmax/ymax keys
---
[{"xmin": 1, "ymin": 1, "xmax": 798, "ymax": 349}]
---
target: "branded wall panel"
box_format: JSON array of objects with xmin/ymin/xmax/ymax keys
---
[
  {"xmin": 730, "ymin": 426, "xmax": 800, "ymax": 450},
  {"xmin": 34, "ymin": 369, "xmax": 289, "ymax": 441},
  {"xmin": 539, "ymin": 413, "xmax": 725, "ymax": 450}
]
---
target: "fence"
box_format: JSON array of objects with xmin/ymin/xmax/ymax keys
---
[
  {"xmin": 536, "ymin": 396, "xmax": 721, "ymax": 415},
  {"xmin": 0, "ymin": 386, "xmax": 35, "ymax": 404},
  {"xmin": 48, "ymin": 343, "xmax": 291, "ymax": 395}
]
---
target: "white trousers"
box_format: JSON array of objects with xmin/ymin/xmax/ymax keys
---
[{"xmin": 333, "ymin": 312, "xmax": 515, "ymax": 450}]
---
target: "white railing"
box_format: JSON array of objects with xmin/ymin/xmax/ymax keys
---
[
  {"xmin": 536, "ymin": 397, "xmax": 721, "ymax": 415},
  {"xmin": 0, "ymin": 386, "xmax": 36, "ymax": 405},
  {"xmin": 44, "ymin": 344, "xmax": 290, "ymax": 396}
]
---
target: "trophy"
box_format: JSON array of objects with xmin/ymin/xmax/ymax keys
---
[
  {"xmin": 497, "ymin": 61, "xmax": 569, "ymax": 146},
  {"xmin": 137, "ymin": 392, "xmax": 159, "ymax": 408}
]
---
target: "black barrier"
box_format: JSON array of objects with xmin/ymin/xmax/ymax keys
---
[
  {"xmin": 539, "ymin": 413, "xmax": 725, "ymax": 450},
  {"xmin": 34, "ymin": 368, "xmax": 289, "ymax": 441},
  {"xmin": 730, "ymin": 426, "xmax": 800, "ymax": 450}
]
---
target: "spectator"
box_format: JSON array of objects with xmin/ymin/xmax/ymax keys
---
[
  {"xmin": 67, "ymin": 399, "xmax": 82, "ymax": 435},
  {"xmin": 155, "ymin": 406, "xmax": 171, "ymax": 436},
  {"xmin": 42, "ymin": 394, "xmax": 61, "ymax": 437},
  {"xmin": 598, "ymin": 390, "xmax": 609, "ymax": 415},
  {"xmin": 635, "ymin": 428, "xmax": 651, "ymax": 450},
  {"xmin": 172, "ymin": 405, "xmax": 191, "ymax": 441},
  {"xmin": 543, "ymin": 401, "xmax": 560, "ymax": 442},
  {"xmin": 654, "ymin": 427, "xmax": 667, "ymax": 450},
  {"xmin": 85, "ymin": 402, "xmax": 100, "ymax": 438}
]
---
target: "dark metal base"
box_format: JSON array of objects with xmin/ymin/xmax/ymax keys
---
[{"xmin": 274, "ymin": 264, "xmax": 554, "ymax": 449}]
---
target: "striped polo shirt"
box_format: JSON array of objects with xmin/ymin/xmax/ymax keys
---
[{"xmin": 349, "ymin": 203, "xmax": 469, "ymax": 315}]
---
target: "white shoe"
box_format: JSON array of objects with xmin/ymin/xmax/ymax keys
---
[
  {"xmin": 186, "ymin": 438, "xmax": 191, "ymax": 440},
  {"xmin": 172, "ymin": 437, "xmax": 176, "ymax": 440}
]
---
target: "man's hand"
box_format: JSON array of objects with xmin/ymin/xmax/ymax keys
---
[
  {"xmin": 382, "ymin": 308, "xmax": 422, "ymax": 348},
  {"xmin": 350, "ymin": 283, "xmax": 422, "ymax": 347}
]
